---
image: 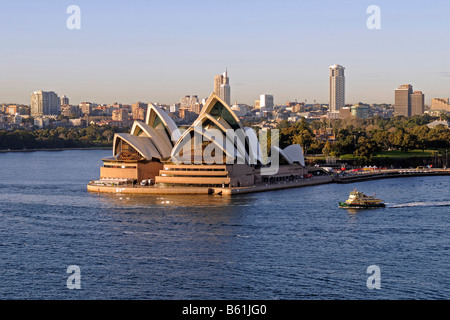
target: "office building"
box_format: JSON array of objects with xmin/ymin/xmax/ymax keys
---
[
  {"xmin": 394, "ymin": 84, "xmax": 424, "ymax": 117},
  {"xmin": 395, "ymin": 84, "xmax": 413, "ymax": 116},
  {"xmin": 411, "ymin": 91, "xmax": 424, "ymax": 116}
]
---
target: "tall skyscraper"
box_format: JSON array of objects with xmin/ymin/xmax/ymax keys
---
[
  {"xmin": 394, "ymin": 84, "xmax": 412, "ymax": 117},
  {"xmin": 214, "ymin": 70, "xmax": 231, "ymax": 106},
  {"xmin": 394, "ymin": 84, "xmax": 424, "ymax": 117},
  {"xmin": 329, "ymin": 65, "xmax": 345, "ymax": 114},
  {"xmin": 30, "ymin": 91, "xmax": 61, "ymax": 116}
]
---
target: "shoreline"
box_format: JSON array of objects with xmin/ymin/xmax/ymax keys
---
[
  {"xmin": 332, "ymin": 168, "xmax": 449, "ymax": 183},
  {"xmin": 0, "ymin": 147, "xmax": 111, "ymax": 153},
  {"xmin": 87, "ymin": 169, "xmax": 449, "ymax": 195},
  {"xmin": 87, "ymin": 175, "xmax": 334, "ymax": 195}
]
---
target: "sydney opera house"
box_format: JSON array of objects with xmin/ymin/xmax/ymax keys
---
[{"xmin": 88, "ymin": 93, "xmax": 313, "ymax": 195}]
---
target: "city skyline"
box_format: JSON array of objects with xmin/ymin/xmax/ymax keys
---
[{"xmin": 1, "ymin": 0, "xmax": 450, "ymax": 105}]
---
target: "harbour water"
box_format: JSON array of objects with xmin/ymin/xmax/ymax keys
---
[{"xmin": 0, "ymin": 150, "xmax": 449, "ymax": 299}]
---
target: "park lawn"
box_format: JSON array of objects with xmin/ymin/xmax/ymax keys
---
[
  {"xmin": 339, "ymin": 149, "xmax": 437, "ymax": 160},
  {"xmin": 373, "ymin": 149, "xmax": 436, "ymax": 158},
  {"xmin": 308, "ymin": 149, "xmax": 439, "ymax": 161}
]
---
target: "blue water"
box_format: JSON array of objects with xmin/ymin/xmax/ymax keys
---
[{"xmin": 0, "ymin": 150, "xmax": 449, "ymax": 300}]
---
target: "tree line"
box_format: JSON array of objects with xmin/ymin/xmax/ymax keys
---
[
  {"xmin": 2, "ymin": 115, "xmax": 449, "ymax": 166},
  {"xmin": 272, "ymin": 114, "xmax": 450, "ymax": 165},
  {"xmin": 0, "ymin": 125, "xmax": 129, "ymax": 150}
]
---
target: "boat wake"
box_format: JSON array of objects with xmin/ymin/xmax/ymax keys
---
[{"xmin": 387, "ymin": 201, "xmax": 450, "ymax": 208}]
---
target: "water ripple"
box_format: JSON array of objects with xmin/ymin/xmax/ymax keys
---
[{"xmin": 0, "ymin": 150, "xmax": 449, "ymax": 299}]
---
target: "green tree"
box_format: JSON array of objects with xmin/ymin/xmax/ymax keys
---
[
  {"xmin": 372, "ymin": 130, "xmax": 393, "ymax": 151},
  {"xmin": 322, "ymin": 141, "xmax": 332, "ymax": 156},
  {"xmin": 102, "ymin": 130, "xmax": 114, "ymax": 142},
  {"xmin": 292, "ymin": 129, "xmax": 315, "ymax": 155},
  {"xmin": 354, "ymin": 137, "xmax": 376, "ymax": 166}
]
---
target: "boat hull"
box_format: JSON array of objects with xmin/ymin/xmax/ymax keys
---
[{"xmin": 339, "ymin": 202, "xmax": 385, "ymax": 209}]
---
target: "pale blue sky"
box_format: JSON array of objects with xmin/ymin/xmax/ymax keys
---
[{"xmin": 0, "ymin": 0, "xmax": 449, "ymax": 106}]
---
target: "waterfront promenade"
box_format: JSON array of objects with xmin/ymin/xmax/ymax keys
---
[
  {"xmin": 87, "ymin": 168, "xmax": 449, "ymax": 195},
  {"xmin": 88, "ymin": 175, "xmax": 333, "ymax": 195},
  {"xmin": 333, "ymin": 168, "xmax": 450, "ymax": 183}
]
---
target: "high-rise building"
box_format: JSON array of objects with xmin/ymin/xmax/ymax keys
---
[
  {"xmin": 411, "ymin": 91, "xmax": 424, "ymax": 116},
  {"xmin": 394, "ymin": 84, "xmax": 424, "ymax": 117},
  {"xmin": 260, "ymin": 94, "xmax": 274, "ymax": 110},
  {"xmin": 394, "ymin": 84, "xmax": 413, "ymax": 117},
  {"xmin": 329, "ymin": 65, "xmax": 345, "ymax": 114},
  {"xmin": 30, "ymin": 91, "xmax": 61, "ymax": 116},
  {"xmin": 214, "ymin": 70, "xmax": 230, "ymax": 106}
]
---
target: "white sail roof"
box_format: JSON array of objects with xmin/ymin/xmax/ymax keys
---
[
  {"xmin": 113, "ymin": 133, "xmax": 161, "ymax": 160},
  {"xmin": 131, "ymin": 121, "xmax": 173, "ymax": 158},
  {"xmin": 283, "ymin": 144, "xmax": 305, "ymax": 166},
  {"xmin": 109, "ymin": 93, "xmax": 305, "ymax": 169},
  {"xmin": 146, "ymin": 103, "xmax": 181, "ymax": 144}
]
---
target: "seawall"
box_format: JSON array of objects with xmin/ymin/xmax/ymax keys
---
[
  {"xmin": 87, "ymin": 175, "xmax": 333, "ymax": 195},
  {"xmin": 87, "ymin": 168, "xmax": 449, "ymax": 195},
  {"xmin": 333, "ymin": 168, "xmax": 450, "ymax": 184}
]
